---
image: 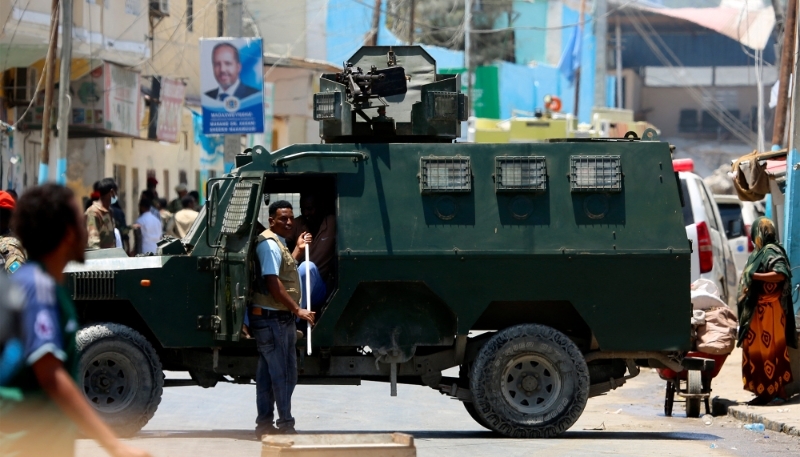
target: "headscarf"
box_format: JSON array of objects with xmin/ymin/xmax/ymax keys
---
[{"xmin": 736, "ymin": 217, "xmax": 797, "ymax": 348}]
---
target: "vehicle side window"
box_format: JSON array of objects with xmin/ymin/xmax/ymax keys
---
[
  {"xmin": 717, "ymin": 203, "xmax": 744, "ymax": 238},
  {"xmin": 695, "ymin": 180, "xmax": 719, "ymax": 231},
  {"xmin": 679, "ymin": 178, "xmax": 694, "ymax": 225}
]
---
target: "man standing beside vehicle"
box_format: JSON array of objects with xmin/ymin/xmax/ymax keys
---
[
  {"xmin": 0, "ymin": 184, "xmax": 149, "ymax": 457},
  {"xmin": 250, "ymin": 200, "xmax": 315, "ymax": 437},
  {"xmin": 84, "ymin": 178, "xmax": 117, "ymax": 250}
]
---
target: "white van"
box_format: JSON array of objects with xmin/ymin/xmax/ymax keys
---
[
  {"xmin": 674, "ymin": 160, "xmax": 738, "ymax": 309},
  {"xmin": 713, "ymin": 194, "xmax": 765, "ymax": 279}
]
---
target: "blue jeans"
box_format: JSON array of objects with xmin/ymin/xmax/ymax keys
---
[
  {"xmin": 298, "ymin": 261, "xmax": 327, "ymax": 312},
  {"xmin": 250, "ymin": 310, "xmax": 297, "ymax": 432}
]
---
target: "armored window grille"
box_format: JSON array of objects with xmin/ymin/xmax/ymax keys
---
[
  {"xmin": 570, "ymin": 155, "xmax": 622, "ymax": 192},
  {"xmin": 426, "ymin": 91, "xmax": 459, "ymax": 121},
  {"xmin": 420, "ymin": 156, "xmax": 471, "ymax": 193},
  {"xmin": 313, "ymin": 92, "xmax": 341, "ymax": 120},
  {"xmin": 495, "ymin": 156, "xmax": 547, "ymax": 192},
  {"xmin": 222, "ymin": 181, "xmax": 257, "ymax": 234},
  {"xmin": 73, "ymin": 271, "xmax": 115, "ymax": 300}
]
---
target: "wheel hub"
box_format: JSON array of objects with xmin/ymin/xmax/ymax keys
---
[
  {"xmin": 521, "ymin": 374, "xmax": 539, "ymax": 393},
  {"xmin": 82, "ymin": 352, "xmax": 138, "ymax": 413},
  {"xmin": 501, "ymin": 354, "xmax": 562, "ymax": 415}
]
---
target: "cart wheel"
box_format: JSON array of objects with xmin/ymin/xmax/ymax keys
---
[
  {"xmin": 664, "ymin": 381, "xmax": 675, "ymax": 417},
  {"xmin": 686, "ymin": 370, "xmax": 702, "ymax": 418}
]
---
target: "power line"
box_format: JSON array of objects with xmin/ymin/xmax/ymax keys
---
[{"xmin": 625, "ymin": 7, "xmax": 756, "ymax": 146}]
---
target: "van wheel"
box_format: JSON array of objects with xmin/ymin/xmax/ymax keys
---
[
  {"xmin": 77, "ymin": 323, "xmax": 164, "ymax": 437},
  {"xmin": 469, "ymin": 324, "xmax": 589, "ymax": 438}
]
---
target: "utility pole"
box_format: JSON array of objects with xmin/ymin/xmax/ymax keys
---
[
  {"xmin": 39, "ymin": 0, "xmax": 60, "ymax": 184},
  {"xmin": 593, "ymin": 0, "xmax": 607, "ymax": 109},
  {"xmin": 783, "ymin": 0, "xmax": 800, "ymax": 315},
  {"xmin": 573, "ymin": 0, "xmax": 586, "ymax": 117},
  {"xmin": 56, "ymin": 0, "xmax": 73, "ymax": 186},
  {"xmin": 367, "ymin": 0, "xmax": 382, "ymax": 46},
  {"xmin": 465, "ymin": 0, "xmax": 472, "ymax": 116},
  {"xmin": 223, "ymin": 0, "xmax": 243, "ymax": 173},
  {"xmin": 408, "ymin": 0, "xmax": 415, "ymax": 45},
  {"xmin": 615, "ymin": 17, "xmax": 623, "ymax": 108},
  {"xmin": 771, "ymin": 0, "xmax": 796, "ymax": 148}
]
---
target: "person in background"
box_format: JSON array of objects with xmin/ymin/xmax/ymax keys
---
[
  {"xmin": 166, "ymin": 195, "xmax": 199, "ymax": 239},
  {"xmin": 0, "ymin": 190, "xmax": 26, "ymax": 274},
  {"xmin": 84, "ymin": 181, "xmax": 100, "ymax": 212},
  {"xmin": 189, "ymin": 190, "xmax": 201, "ymax": 207},
  {"xmin": 0, "ymin": 184, "xmax": 150, "ymax": 457},
  {"xmin": 84, "ymin": 178, "xmax": 116, "ymax": 250},
  {"xmin": 134, "ymin": 198, "xmax": 162, "ymax": 255},
  {"xmin": 158, "ymin": 198, "xmax": 172, "ymax": 232},
  {"xmin": 168, "ymin": 183, "xmax": 188, "ymax": 214},
  {"xmin": 111, "ymin": 183, "xmax": 130, "ymax": 252},
  {"xmin": 110, "ymin": 188, "xmax": 129, "ymax": 253},
  {"xmin": 146, "ymin": 176, "xmax": 159, "ymax": 201},
  {"xmin": 737, "ymin": 217, "xmax": 798, "ymax": 405},
  {"xmin": 5, "ymin": 189, "xmax": 17, "ymax": 201},
  {"xmin": 140, "ymin": 190, "xmax": 160, "ymax": 219}
]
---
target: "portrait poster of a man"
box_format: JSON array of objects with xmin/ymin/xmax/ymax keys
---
[{"xmin": 200, "ymin": 37, "xmax": 264, "ymax": 135}]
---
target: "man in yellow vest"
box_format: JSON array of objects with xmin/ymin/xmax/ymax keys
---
[{"xmin": 250, "ymin": 200, "xmax": 315, "ymax": 438}]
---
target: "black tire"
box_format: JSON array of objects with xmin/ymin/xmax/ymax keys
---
[
  {"xmin": 685, "ymin": 370, "xmax": 702, "ymax": 418},
  {"xmin": 469, "ymin": 324, "xmax": 590, "ymax": 438},
  {"xmin": 463, "ymin": 401, "xmax": 493, "ymax": 431},
  {"xmin": 664, "ymin": 381, "xmax": 675, "ymax": 417},
  {"xmin": 76, "ymin": 323, "xmax": 164, "ymax": 437}
]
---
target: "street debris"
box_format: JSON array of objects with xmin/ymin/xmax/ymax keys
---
[
  {"xmin": 583, "ymin": 422, "xmax": 606, "ymax": 431},
  {"xmin": 744, "ymin": 423, "xmax": 765, "ymax": 432}
]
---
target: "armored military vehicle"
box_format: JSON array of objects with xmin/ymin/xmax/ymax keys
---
[{"xmin": 65, "ymin": 46, "xmax": 696, "ymax": 438}]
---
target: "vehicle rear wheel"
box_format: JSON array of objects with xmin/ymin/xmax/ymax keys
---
[
  {"xmin": 469, "ymin": 324, "xmax": 590, "ymax": 438},
  {"xmin": 463, "ymin": 401, "xmax": 492, "ymax": 431},
  {"xmin": 685, "ymin": 370, "xmax": 702, "ymax": 418},
  {"xmin": 77, "ymin": 323, "xmax": 163, "ymax": 437}
]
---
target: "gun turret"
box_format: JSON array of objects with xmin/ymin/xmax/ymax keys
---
[
  {"xmin": 313, "ymin": 46, "xmax": 467, "ymax": 144},
  {"xmin": 337, "ymin": 63, "xmax": 407, "ymax": 104}
]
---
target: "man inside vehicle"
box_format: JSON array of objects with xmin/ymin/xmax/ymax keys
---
[{"xmin": 289, "ymin": 194, "xmax": 336, "ymax": 312}]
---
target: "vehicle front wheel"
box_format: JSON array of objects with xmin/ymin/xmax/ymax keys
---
[
  {"xmin": 469, "ymin": 324, "xmax": 590, "ymax": 438},
  {"xmin": 76, "ymin": 323, "xmax": 164, "ymax": 437}
]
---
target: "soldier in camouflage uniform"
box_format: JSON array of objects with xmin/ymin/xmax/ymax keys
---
[
  {"xmin": 84, "ymin": 178, "xmax": 117, "ymax": 250},
  {"xmin": 0, "ymin": 190, "xmax": 26, "ymax": 274}
]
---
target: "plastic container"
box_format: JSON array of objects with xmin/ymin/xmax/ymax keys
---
[{"xmin": 744, "ymin": 423, "xmax": 765, "ymax": 432}]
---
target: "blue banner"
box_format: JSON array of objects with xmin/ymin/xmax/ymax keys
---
[{"xmin": 200, "ymin": 37, "xmax": 264, "ymax": 135}]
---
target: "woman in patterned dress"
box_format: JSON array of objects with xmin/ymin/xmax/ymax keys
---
[{"xmin": 737, "ymin": 217, "xmax": 797, "ymax": 405}]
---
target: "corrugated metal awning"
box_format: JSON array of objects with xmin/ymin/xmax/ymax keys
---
[{"xmin": 619, "ymin": 1, "xmax": 776, "ymax": 51}]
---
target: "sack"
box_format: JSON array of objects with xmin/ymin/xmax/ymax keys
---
[
  {"xmin": 732, "ymin": 151, "xmax": 771, "ymax": 202},
  {"xmin": 696, "ymin": 306, "xmax": 738, "ymax": 355}
]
